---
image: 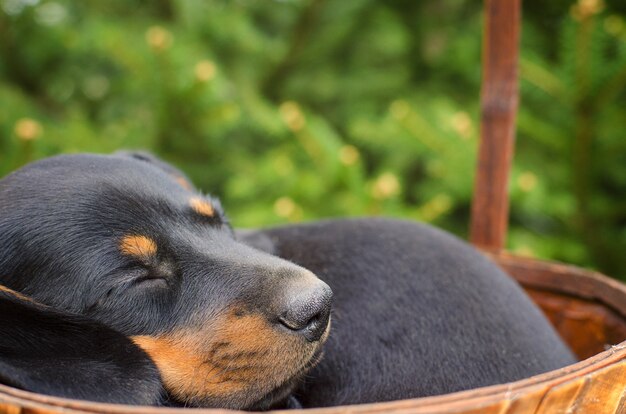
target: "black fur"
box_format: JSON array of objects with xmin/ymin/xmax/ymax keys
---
[
  {"xmin": 240, "ymin": 220, "xmax": 577, "ymax": 406},
  {"xmin": 0, "ymin": 288, "xmax": 161, "ymax": 405},
  {"xmin": 0, "ymin": 153, "xmax": 576, "ymax": 408}
]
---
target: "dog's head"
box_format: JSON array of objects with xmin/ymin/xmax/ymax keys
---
[{"xmin": 0, "ymin": 153, "xmax": 332, "ymax": 409}]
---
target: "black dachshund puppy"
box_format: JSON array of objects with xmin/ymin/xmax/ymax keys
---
[{"xmin": 0, "ymin": 153, "xmax": 575, "ymax": 408}]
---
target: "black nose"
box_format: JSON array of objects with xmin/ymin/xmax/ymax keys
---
[{"xmin": 277, "ymin": 277, "xmax": 332, "ymax": 342}]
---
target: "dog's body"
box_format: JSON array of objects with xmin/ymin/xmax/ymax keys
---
[
  {"xmin": 0, "ymin": 153, "xmax": 575, "ymax": 408},
  {"xmin": 242, "ymin": 221, "xmax": 576, "ymax": 406}
]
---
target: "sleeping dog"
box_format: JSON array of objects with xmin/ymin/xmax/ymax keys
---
[{"xmin": 0, "ymin": 153, "xmax": 575, "ymax": 409}]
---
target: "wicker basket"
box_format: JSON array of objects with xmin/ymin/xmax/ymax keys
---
[{"xmin": 1, "ymin": 0, "xmax": 624, "ymax": 413}]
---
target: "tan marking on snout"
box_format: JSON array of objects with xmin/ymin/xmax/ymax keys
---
[
  {"xmin": 131, "ymin": 308, "xmax": 325, "ymax": 408},
  {"xmin": 131, "ymin": 333, "xmax": 243, "ymax": 400},
  {"xmin": 119, "ymin": 235, "xmax": 157, "ymax": 259},
  {"xmin": 189, "ymin": 197, "xmax": 214, "ymax": 218},
  {"xmin": 0, "ymin": 285, "xmax": 40, "ymax": 305}
]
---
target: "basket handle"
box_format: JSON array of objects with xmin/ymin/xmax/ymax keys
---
[{"xmin": 470, "ymin": 0, "xmax": 521, "ymax": 251}]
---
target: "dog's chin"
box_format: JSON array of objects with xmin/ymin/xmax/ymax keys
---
[
  {"xmin": 164, "ymin": 349, "xmax": 324, "ymax": 410},
  {"xmin": 246, "ymin": 348, "xmax": 325, "ymax": 411},
  {"xmin": 246, "ymin": 372, "xmax": 303, "ymax": 411},
  {"xmin": 162, "ymin": 371, "xmax": 301, "ymax": 411}
]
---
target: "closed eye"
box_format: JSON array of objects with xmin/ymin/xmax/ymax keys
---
[
  {"xmin": 125, "ymin": 261, "xmax": 176, "ymax": 289},
  {"xmin": 134, "ymin": 274, "xmax": 169, "ymax": 289},
  {"xmin": 85, "ymin": 266, "xmax": 167, "ymax": 313}
]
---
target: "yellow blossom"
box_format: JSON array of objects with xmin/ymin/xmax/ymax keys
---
[
  {"xmin": 274, "ymin": 197, "xmax": 296, "ymax": 218},
  {"xmin": 372, "ymin": 173, "xmax": 400, "ymax": 200},
  {"xmin": 451, "ymin": 111, "xmax": 473, "ymax": 140},
  {"xmin": 195, "ymin": 60, "xmax": 217, "ymax": 82},
  {"xmin": 571, "ymin": 0, "xmax": 605, "ymax": 21},
  {"xmin": 518, "ymin": 172, "xmax": 538, "ymax": 192},
  {"xmin": 339, "ymin": 145, "xmax": 360, "ymax": 166},
  {"xmin": 279, "ymin": 101, "xmax": 305, "ymax": 132},
  {"xmin": 14, "ymin": 118, "xmax": 42, "ymax": 141},
  {"xmin": 146, "ymin": 26, "xmax": 173, "ymax": 51}
]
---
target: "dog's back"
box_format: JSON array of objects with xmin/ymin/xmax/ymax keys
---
[{"xmin": 245, "ymin": 218, "xmax": 576, "ymax": 406}]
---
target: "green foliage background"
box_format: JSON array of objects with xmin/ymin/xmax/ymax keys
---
[{"xmin": 1, "ymin": 0, "xmax": 625, "ymax": 280}]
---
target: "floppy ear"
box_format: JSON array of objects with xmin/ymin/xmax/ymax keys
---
[
  {"xmin": 114, "ymin": 150, "xmax": 195, "ymax": 190},
  {"xmin": 0, "ymin": 287, "xmax": 162, "ymax": 405}
]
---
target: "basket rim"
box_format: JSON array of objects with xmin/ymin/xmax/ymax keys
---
[
  {"xmin": 1, "ymin": 254, "xmax": 625, "ymax": 414},
  {"xmin": 487, "ymin": 251, "xmax": 626, "ymax": 317},
  {"xmin": 1, "ymin": 342, "xmax": 623, "ymax": 414}
]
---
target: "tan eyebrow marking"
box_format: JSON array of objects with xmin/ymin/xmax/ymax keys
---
[
  {"xmin": 190, "ymin": 197, "xmax": 215, "ymax": 218},
  {"xmin": 119, "ymin": 235, "xmax": 158, "ymax": 258},
  {"xmin": 174, "ymin": 175, "xmax": 192, "ymax": 190}
]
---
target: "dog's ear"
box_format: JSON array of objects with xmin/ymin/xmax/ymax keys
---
[
  {"xmin": 0, "ymin": 286, "xmax": 162, "ymax": 405},
  {"xmin": 115, "ymin": 150, "xmax": 195, "ymax": 190}
]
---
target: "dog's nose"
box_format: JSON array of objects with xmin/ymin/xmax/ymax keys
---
[{"xmin": 277, "ymin": 275, "xmax": 332, "ymax": 342}]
